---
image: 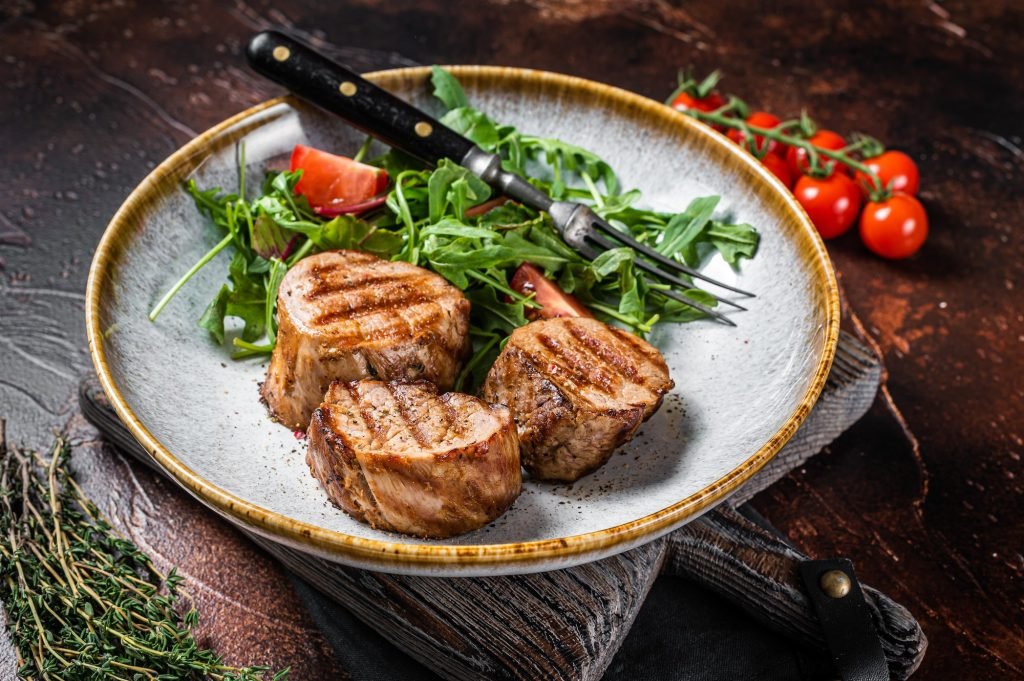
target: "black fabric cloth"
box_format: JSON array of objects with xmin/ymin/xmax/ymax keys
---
[{"xmin": 288, "ymin": 507, "xmax": 834, "ymax": 681}]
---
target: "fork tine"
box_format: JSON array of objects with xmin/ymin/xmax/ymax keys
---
[
  {"xmin": 586, "ymin": 232, "xmax": 747, "ymax": 311},
  {"xmin": 634, "ymin": 256, "xmax": 748, "ymax": 311},
  {"xmin": 650, "ymin": 283, "xmax": 737, "ymax": 326},
  {"xmin": 590, "ymin": 218, "xmax": 756, "ymax": 297}
]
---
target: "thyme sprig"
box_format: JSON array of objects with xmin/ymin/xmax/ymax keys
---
[{"xmin": 0, "ymin": 423, "xmax": 288, "ymax": 680}]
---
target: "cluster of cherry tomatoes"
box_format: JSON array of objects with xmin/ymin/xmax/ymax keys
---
[{"xmin": 669, "ymin": 78, "xmax": 928, "ymax": 260}]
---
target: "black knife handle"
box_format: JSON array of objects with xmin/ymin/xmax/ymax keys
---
[{"xmin": 246, "ymin": 31, "xmax": 476, "ymax": 166}]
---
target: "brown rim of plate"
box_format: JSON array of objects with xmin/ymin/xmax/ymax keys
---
[{"xmin": 86, "ymin": 66, "xmax": 839, "ymax": 570}]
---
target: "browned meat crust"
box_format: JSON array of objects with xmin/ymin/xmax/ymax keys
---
[
  {"xmin": 261, "ymin": 250, "xmax": 471, "ymax": 429},
  {"xmin": 306, "ymin": 380, "xmax": 521, "ymax": 538},
  {"xmin": 482, "ymin": 317, "xmax": 673, "ymax": 482}
]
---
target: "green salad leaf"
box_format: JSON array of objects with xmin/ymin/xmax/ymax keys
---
[{"xmin": 151, "ymin": 67, "xmax": 760, "ymax": 387}]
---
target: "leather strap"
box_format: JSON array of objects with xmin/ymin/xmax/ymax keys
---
[{"xmin": 801, "ymin": 559, "xmax": 890, "ymax": 681}]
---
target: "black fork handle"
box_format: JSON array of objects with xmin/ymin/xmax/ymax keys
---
[{"xmin": 246, "ymin": 31, "xmax": 476, "ymax": 166}]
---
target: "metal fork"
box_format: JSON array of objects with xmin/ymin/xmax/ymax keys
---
[{"xmin": 247, "ymin": 31, "xmax": 753, "ymax": 325}]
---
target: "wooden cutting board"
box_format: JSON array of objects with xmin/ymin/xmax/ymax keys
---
[{"xmin": 78, "ymin": 330, "xmax": 926, "ymax": 680}]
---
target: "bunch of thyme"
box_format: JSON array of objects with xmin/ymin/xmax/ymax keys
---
[{"xmin": 0, "ymin": 422, "xmax": 287, "ymax": 680}]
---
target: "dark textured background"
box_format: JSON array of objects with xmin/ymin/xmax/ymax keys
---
[{"xmin": 0, "ymin": 1, "xmax": 1021, "ymax": 678}]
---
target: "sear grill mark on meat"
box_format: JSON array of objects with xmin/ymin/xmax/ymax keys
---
[
  {"xmin": 565, "ymin": 322, "xmax": 641, "ymax": 382},
  {"xmin": 535, "ymin": 332, "xmax": 617, "ymax": 395},
  {"xmin": 262, "ymin": 250, "xmax": 471, "ymax": 430},
  {"xmin": 482, "ymin": 317, "xmax": 673, "ymax": 482},
  {"xmin": 384, "ymin": 380, "xmax": 432, "ymax": 449},
  {"xmin": 310, "ymin": 287, "xmax": 434, "ymax": 326},
  {"xmin": 306, "ymin": 379, "xmax": 521, "ymax": 538},
  {"xmin": 304, "ymin": 271, "xmax": 421, "ymax": 301}
]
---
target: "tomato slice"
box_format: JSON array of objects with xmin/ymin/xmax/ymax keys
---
[
  {"xmin": 510, "ymin": 263, "xmax": 592, "ymax": 320},
  {"xmin": 312, "ymin": 194, "xmax": 388, "ymax": 218},
  {"xmin": 289, "ymin": 144, "xmax": 389, "ymax": 211}
]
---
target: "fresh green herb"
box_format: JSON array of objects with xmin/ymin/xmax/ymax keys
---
[
  {"xmin": 151, "ymin": 67, "xmax": 759, "ymax": 388},
  {"xmin": 0, "ymin": 424, "xmax": 288, "ymax": 680}
]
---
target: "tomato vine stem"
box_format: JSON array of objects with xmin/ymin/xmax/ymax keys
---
[{"xmin": 684, "ymin": 109, "xmax": 892, "ymax": 199}]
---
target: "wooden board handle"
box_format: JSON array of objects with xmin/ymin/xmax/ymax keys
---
[{"xmin": 664, "ymin": 504, "xmax": 926, "ymax": 679}]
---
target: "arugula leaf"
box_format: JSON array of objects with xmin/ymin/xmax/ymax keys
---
[
  {"xmin": 657, "ymin": 289, "xmax": 720, "ymax": 323},
  {"xmin": 464, "ymin": 287, "xmax": 529, "ymax": 333},
  {"xmin": 473, "ymin": 202, "xmax": 538, "ymax": 227},
  {"xmin": 519, "ymin": 135, "xmax": 620, "ymax": 196},
  {"xmin": 498, "ymin": 231, "xmax": 569, "ymax": 272},
  {"xmin": 185, "ymin": 180, "xmax": 236, "ymax": 225},
  {"xmin": 455, "ymin": 329, "xmax": 504, "ymax": 393},
  {"xmin": 706, "ymin": 221, "xmax": 760, "ymax": 264},
  {"xmin": 251, "ymin": 215, "xmax": 294, "ymax": 259},
  {"xmin": 198, "ymin": 285, "xmax": 230, "ymax": 344},
  {"xmin": 426, "ymin": 244, "xmax": 520, "ymax": 284},
  {"xmin": 264, "ymin": 259, "xmax": 287, "ymax": 343},
  {"xmin": 590, "ymin": 247, "xmax": 634, "ymax": 280},
  {"xmin": 361, "ymin": 229, "xmax": 405, "ymax": 256},
  {"xmin": 617, "ymin": 266, "xmax": 645, "ymax": 321},
  {"xmin": 371, "ymin": 148, "xmax": 422, "ymax": 178},
  {"xmin": 658, "ymin": 195, "xmax": 719, "ymax": 266},
  {"xmin": 430, "ymin": 65, "xmax": 470, "ymax": 110},
  {"xmin": 440, "ymin": 108, "xmax": 500, "ymax": 149},
  {"xmin": 225, "ymin": 252, "xmax": 266, "ymax": 342},
  {"xmin": 427, "ymin": 159, "xmax": 492, "ymax": 222},
  {"xmin": 513, "ymin": 218, "xmax": 583, "ymax": 263},
  {"xmin": 421, "ymin": 220, "xmax": 498, "ymax": 240}
]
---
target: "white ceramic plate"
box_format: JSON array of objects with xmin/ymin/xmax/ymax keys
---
[{"xmin": 87, "ymin": 66, "xmax": 838, "ymax": 576}]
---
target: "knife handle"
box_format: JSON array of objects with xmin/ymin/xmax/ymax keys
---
[{"xmin": 246, "ymin": 31, "xmax": 476, "ymax": 166}]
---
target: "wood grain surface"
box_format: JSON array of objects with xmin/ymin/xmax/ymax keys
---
[{"xmin": 0, "ymin": 1, "xmax": 1021, "ymax": 679}]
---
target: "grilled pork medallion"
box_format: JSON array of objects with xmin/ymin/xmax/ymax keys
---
[
  {"xmin": 306, "ymin": 380, "xmax": 521, "ymax": 538},
  {"xmin": 261, "ymin": 250, "xmax": 471, "ymax": 429},
  {"xmin": 482, "ymin": 317, "xmax": 673, "ymax": 482}
]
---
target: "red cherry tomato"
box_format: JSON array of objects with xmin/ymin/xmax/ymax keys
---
[
  {"xmin": 786, "ymin": 130, "xmax": 849, "ymax": 176},
  {"xmin": 670, "ymin": 91, "xmax": 727, "ymax": 131},
  {"xmin": 793, "ymin": 173, "xmax": 861, "ymax": 239},
  {"xmin": 727, "ymin": 111, "xmax": 787, "ymax": 158},
  {"xmin": 510, "ymin": 263, "xmax": 592, "ymax": 320},
  {"xmin": 289, "ymin": 144, "xmax": 389, "ymax": 211},
  {"xmin": 670, "ymin": 90, "xmax": 726, "ymax": 113},
  {"xmin": 760, "ymin": 152, "xmax": 794, "ymax": 189},
  {"xmin": 855, "ymin": 150, "xmax": 920, "ymax": 197},
  {"xmin": 859, "ymin": 194, "xmax": 928, "ymax": 259}
]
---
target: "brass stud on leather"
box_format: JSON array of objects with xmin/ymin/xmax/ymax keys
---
[
  {"xmin": 820, "ymin": 569, "xmax": 852, "ymax": 599},
  {"xmin": 414, "ymin": 121, "xmax": 433, "ymax": 137},
  {"xmin": 339, "ymin": 81, "xmax": 357, "ymax": 96},
  {"xmin": 272, "ymin": 46, "xmax": 290, "ymax": 62}
]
